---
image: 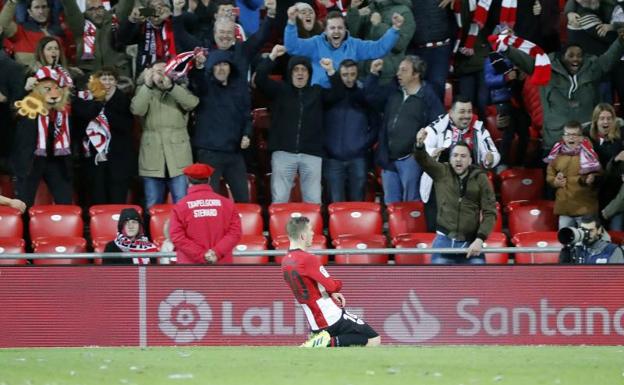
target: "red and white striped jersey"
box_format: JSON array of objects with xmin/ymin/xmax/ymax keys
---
[{"xmin": 281, "ymin": 249, "xmax": 343, "ymax": 330}]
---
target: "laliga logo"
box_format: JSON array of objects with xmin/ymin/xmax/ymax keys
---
[
  {"xmin": 383, "ymin": 290, "xmax": 441, "ymax": 342},
  {"xmin": 159, "ymin": 290, "xmax": 212, "ymax": 343}
]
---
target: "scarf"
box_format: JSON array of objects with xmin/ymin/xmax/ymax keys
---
[
  {"xmin": 164, "ymin": 47, "xmax": 206, "ymax": 80},
  {"xmin": 453, "ymin": 0, "xmax": 517, "ymax": 56},
  {"xmin": 35, "ymin": 108, "xmax": 71, "ymax": 157},
  {"xmin": 543, "ymin": 138, "xmax": 602, "ymax": 174},
  {"xmin": 141, "ymin": 19, "xmax": 176, "ymax": 68},
  {"xmin": 113, "ymin": 232, "xmax": 158, "ymax": 265},
  {"xmin": 82, "ymin": 20, "xmax": 97, "ymax": 60},
  {"xmin": 77, "ymin": 90, "xmax": 111, "ymax": 164},
  {"xmin": 450, "ymin": 114, "xmax": 480, "ymax": 150},
  {"xmin": 488, "ymin": 32, "xmax": 551, "ymax": 86}
]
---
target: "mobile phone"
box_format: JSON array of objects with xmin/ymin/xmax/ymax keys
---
[
  {"xmin": 232, "ymin": 6, "xmax": 240, "ymax": 17},
  {"xmin": 139, "ymin": 7, "xmax": 157, "ymax": 17}
]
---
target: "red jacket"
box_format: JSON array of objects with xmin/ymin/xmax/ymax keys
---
[{"xmin": 169, "ymin": 184, "xmax": 242, "ymax": 264}]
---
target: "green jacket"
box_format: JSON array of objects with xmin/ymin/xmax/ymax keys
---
[
  {"xmin": 60, "ymin": 0, "xmax": 133, "ymax": 77},
  {"xmin": 130, "ymin": 84, "xmax": 199, "ymax": 178},
  {"xmin": 413, "ymin": 144, "xmax": 497, "ymax": 241},
  {"xmin": 505, "ymin": 38, "xmax": 624, "ymax": 150},
  {"xmin": 346, "ymin": 0, "xmax": 415, "ymax": 83}
]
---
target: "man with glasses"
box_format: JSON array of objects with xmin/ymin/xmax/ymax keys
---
[
  {"xmin": 60, "ymin": 0, "xmax": 134, "ymax": 78},
  {"xmin": 545, "ymin": 121, "xmax": 602, "ymax": 229}
]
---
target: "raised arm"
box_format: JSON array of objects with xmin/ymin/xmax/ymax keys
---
[
  {"xmin": 413, "ymin": 128, "xmax": 447, "ymax": 179},
  {"xmin": 0, "ymin": 0, "xmax": 18, "ymax": 39},
  {"xmin": 283, "ymin": 5, "xmax": 318, "ymax": 57},
  {"xmin": 254, "ymin": 45, "xmax": 287, "ymax": 99},
  {"xmin": 59, "ymin": 0, "xmax": 85, "ymax": 36}
]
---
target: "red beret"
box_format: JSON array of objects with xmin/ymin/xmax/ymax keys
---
[{"xmin": 183, "ymin": 163, "xmax": 214, "ymax": 179}]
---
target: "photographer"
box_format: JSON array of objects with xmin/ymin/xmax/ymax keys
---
[{"xmin": 558, "ymin": 215, "xmax": 624, "ymax": 264}]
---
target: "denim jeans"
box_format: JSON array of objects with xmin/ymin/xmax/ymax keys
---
[
  {"xmin": 430, "ymin": 233, "xmax": 485, "ymax": 264},
  {"xmin": 323, "ymin": 157, "xmax": 367, "ymax": 202},
  {"xmin": 410, "ymin": 44, "xmax": 453, "ymax": 104},
  {"xmin": 381, "ymin": 156, "xmax": 422, "ymax": 205},
  {"xmin": 271, "ymin": 151, "xmax": 322, "ymax": 203},
  {"xmin": 143, "ymin": 175, "xmax": 188, "ymax": 209}
]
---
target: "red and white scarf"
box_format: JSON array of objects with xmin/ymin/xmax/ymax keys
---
[
  {"xmin": 113, "ymin": 233, "xmax": 158, "ymax": 265},
  {"xmin": 164, "ymin": 47, "xmax": 206, "ymax": 80},
  {"xmin": 544, "ymin": 138, "xmax": 602, "ymax": 174},
  {"xmin": 78, "ymin": 90, "xmax": 111, "ymax": 163},
  {"xmin": 450, "ymin": 114, "xmax": 480, "ymax": 150},
  {"xmin": 141, "ymin": 19, "xmax": 176, "ymax": 67},
  {"xmin": 488, "ymin": 32, "xmax": 551, "ymax": 86},
  {"xmin": 82, "ymin": 20, "xmax": 97, "ymax": 60},
  {"xmin": 235, "ymin": 23, "xmax": 246, "ymax": 42},
  {"xmin": 453, "ymin": 0, "xmax": 517, "ymax": 56},
  {"xmin": 35, "ymin": 109, "xmax": 71, "ymax": 156}
]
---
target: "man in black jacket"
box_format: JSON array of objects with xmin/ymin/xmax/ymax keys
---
[
  {"xmin": 191, "ymin": 49, "xmax": 252, "ymax": 202},
  {"xmin": 256, "ymin": 44, "xmax": 344, "ymax": 203}
]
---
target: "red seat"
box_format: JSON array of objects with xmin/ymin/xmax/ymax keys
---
[
  {"xmin": 252, "ymin": 107, "xmax": 270, "ymax": 141},
  {"xmin": 333, "ymin": 237, "xmax": 387, "ymax": 264},
  {"xmin": 506, "ymin": 200, "xmax": 557, "ymax": 236},
  {"xmin": 0, "ymin": 238, "xmax": 27, "ymax": 265},
  {"xmin": 219, "ymin": 174, "xmax": 258, "ymax": 203},
  {"xmin": 512, "ymin": 231, "xmax": 561, "ymax": 264},
  {"xmin": 268, "ymin": 203, "xmax": 323, "ymax": 240},
  {"xmin": 328, "ymin": 202, "xmax": 382, "ymax": 240},
  {"xmin": 32, "ymin": 236, "xmax": 89, "ymax": 265},
  {"xmin": 233, "ymin": 234, "xmax": 269, "ymax": 264},
  {"xmin": 0, "ymin": 174, "xmax": 14, "ymax": 198},
  {"xmin": 0, "ymin": 206, "xmax": 24, "ymax": 238},
  {"xmin": 148, "ymin": 204, "xmax": 174, "ymax": 242},
  {"xmin": 89, "ymin": 205, "xmax": 143, "ymax": 245},
  {"xmin": 499, "ymin": 168, "xmax": 545, "ymax": 205},
  {"xmin": 34, "ymin": 181, "xmax": 54, "ymax": 206},
  {"xmin": 235, "ymin": 203, "xmax": 264, "ymax": 236},
  {"xmin": 393, "ymin": 232, "xmax": 435, "ymax": 264},
  {"xmin": 485, "ymin": 105, "xmax": 504, "ymax": 142},
  {"xmin": 386, "ymin": 201, "xmax": 427, "ymax": 242},
  {"xmin": 444, "ymin": 82, "xmax": 453, "ymax": 110},
  {"xmin": 608, "ymin": 231, "xmax": 624, "ymax": 245},
  {"xmin": 484, "ymin": 232, "xmax": 509, "ymax": 264},
  {"xmin": 28, "ymin": 205, "xmax": 83, "ymax": 241},
  {"xmin": 272, "ymin": 235, "xmax": 328, "ymax": 264}
]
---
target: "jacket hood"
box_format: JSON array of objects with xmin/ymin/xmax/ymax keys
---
[
  {"xmin": 117, "ymin": 208, "xmax": 144, "ymax": 233},
  {"xmin": 287, "ymin": 56, "xmax": 312, "ymax": 86},
  {"xmin": 206, "ymin": 50, "xmax": 238, "ymax": 78}
]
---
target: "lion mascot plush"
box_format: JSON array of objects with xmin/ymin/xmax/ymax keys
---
[{"xmin": 11, "ymin": 66, "xmax": 74, "ymax": 207}]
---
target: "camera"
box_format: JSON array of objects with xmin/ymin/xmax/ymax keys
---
[
  {"xmin": 139, "ymin": 7, "xmax": 157, "ymax": 17},
  {"xmin": 557, "ymin": 226, "xmax": 589, "ymax": 245}
]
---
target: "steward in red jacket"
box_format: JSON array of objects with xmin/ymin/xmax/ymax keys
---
[{"xmin": 170, "ymin": 163, "xmax": 242, "ymax": 264}]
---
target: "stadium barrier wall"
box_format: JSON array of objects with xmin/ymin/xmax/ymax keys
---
[{"xmin": 1, "ymin": 265, "xmax": 623, "ymax": 347}]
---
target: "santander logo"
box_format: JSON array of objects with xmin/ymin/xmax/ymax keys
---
[{"xmin": 383, "ymin": 290, "xmax": 441, "ymax": 343}]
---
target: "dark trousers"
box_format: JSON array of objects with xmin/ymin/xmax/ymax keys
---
[
  {"xmin": 83, "ymin": 158, "xmax": 132, "ymax": 205},
  {"xmin": 14, "ymin": 156, "xmax": 72, "ymax": 207},
  {"xmin": 409, "ymin": 44, "xmax": 453, "ymax": 104},
  {"xmin": 458, "ymin": 71, "xmax": 488, "ymax": 119},
  {"xmin": 196, "ymin": 149, "xmax": 249, "ymax": 203},
  {"xmin": 323, "ymin": 157, "xmax": 367, "ymax": 203}
]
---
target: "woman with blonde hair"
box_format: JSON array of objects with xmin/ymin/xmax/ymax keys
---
[{"xmin": 589, "ymin": 103, "xmax": 624, "ymax": 230}]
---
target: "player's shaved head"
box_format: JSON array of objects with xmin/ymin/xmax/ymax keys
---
[{"xmin": 286, "ymin": 216, "xmax": 311, "ymax": 240}]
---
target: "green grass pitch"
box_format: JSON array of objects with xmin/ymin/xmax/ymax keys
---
[{"xmin": 1, "ymin": 346, "xmax": 623, "ymax": 385}]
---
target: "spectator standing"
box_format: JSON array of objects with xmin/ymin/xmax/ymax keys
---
[
  {"xmin": 73, "ymin": 67, "xmax": 136, "ymax": 205},
  {"xmin": 414, "ymin": 128, "xmax": 497, "ymax": 264},
  {"xmin": 406, "ymin": 0, "xmax": 454, "ymax": 102},
  {"xmin": 190, "ymin": 49, "xmax": 252, "ymax": 203},
  {"xmin": 169, "ymin": 163, "xmax": 242, "ymax": 264},
  {"xmin": 284, "ymin": 7, "xmax": 403, "ymax": 87},
  {"xmin": 545, "ymin": 121, "xmax": 602, "ymax": 228},
  {"xmin": 130, "ymin": 62, "xmax": 199, "ymax": 209},
  {"xmin": 294, "ymin": 2, "xmax": 323, "ymax": 38},
  {"xmin": 366, "ymin": 56, "xmax": 444, "ymax": 204},
  {"xmin": 255, "ymin": 45, "xmax": 344, "ymax": 204},
  {"xmin": 0, "ymin": 0, "xmax": 65, "ymax": 66},
  {"xmin": 559, "ymin": 215, "xmax": 624, "ymax": 263},
  {"xmin": 60, "ymin": 0, "xmax": 134, "ymax": 78},
  {"xmin": 237, "ymin": 0, "xmax": 264, "ymax": 36},
  {"xmin": 0, "ymin": 50, "xmax": 25, "ymax": 167},
  {"xmin": 323, "ymin": 59, "xmax": 378, "ymax": 203},
  {"xmin": 345, "ymin": 0, "xmax": 416, "ymax": 84},
  {"xmin": 502, "ymin": 30, "xmax": 624, "ymax": 154}
]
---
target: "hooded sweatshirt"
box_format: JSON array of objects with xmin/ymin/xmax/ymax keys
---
[
  {"xmin": 190, "ymin": 49, "xmax": 252, "ymax": 152},
  {"xmin": 255, "ymin": 55, "xmax": 345, "ymax": 157}
]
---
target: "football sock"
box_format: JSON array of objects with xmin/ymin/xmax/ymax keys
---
[{"xmin": 331, "ymin": 334, "xmax": 368, "ymax": 347}]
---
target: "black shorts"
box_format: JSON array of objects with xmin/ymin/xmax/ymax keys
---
[{"xmin": 324, "ymin": 310, "xmax": 378, "ymax": 338}]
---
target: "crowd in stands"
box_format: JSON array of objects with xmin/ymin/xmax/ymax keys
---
[{"xmin": 2, "ymin": 0, "xmax": 624, "ymax": 263}]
